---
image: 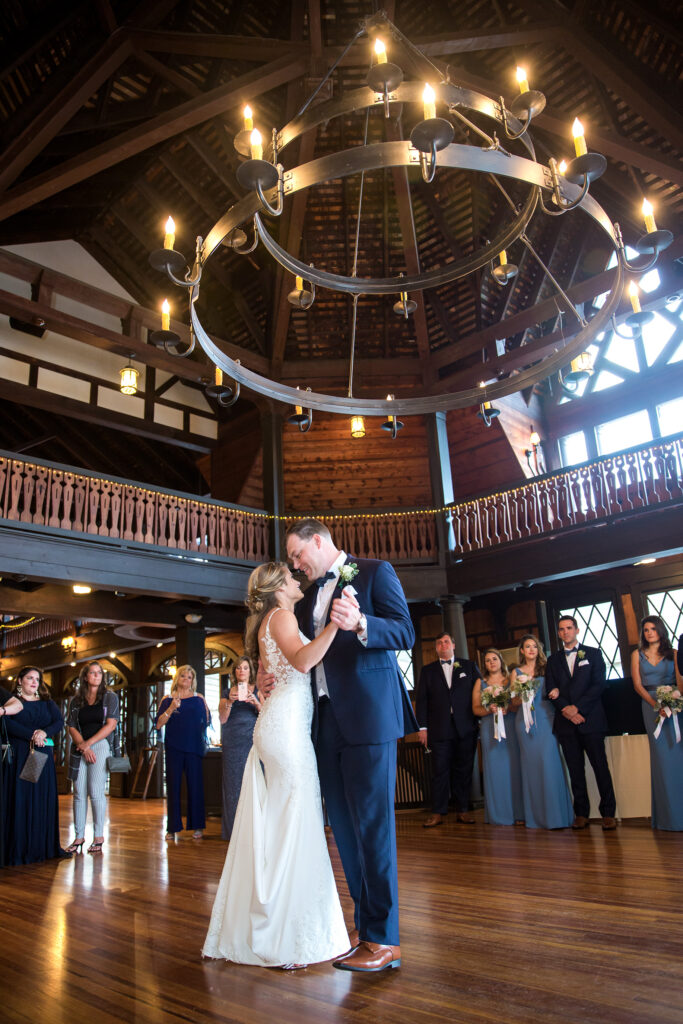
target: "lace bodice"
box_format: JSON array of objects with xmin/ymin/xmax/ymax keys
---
[{"xmin": 260, "ymin": 609, "xmax": 311, "ymax": 692}]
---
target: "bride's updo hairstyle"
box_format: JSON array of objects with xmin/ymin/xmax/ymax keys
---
[{"xmin": 244, "ymin": 562, "xmax": 289, "ymax": 664}]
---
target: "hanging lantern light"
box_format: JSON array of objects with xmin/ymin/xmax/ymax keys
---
[
  {"xmin": 350, "ymin": 416, "xmax": 366, "ymax": 438},
  {"xmin": 119, "ymin": 356, "xmax": 139, "ymax": 395}
]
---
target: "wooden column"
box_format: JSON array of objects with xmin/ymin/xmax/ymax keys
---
[
  {"xmin": 176, "ymin": 624, "xmax": 206, "ymax": 694},
  {"xmin": 442, "ymin": 596, "xmax": 469, "ymax": 659},
  {"xmin": 261, "ymin": 405, "xmax": 285, "ymax": 560},
  {"xmin": 426, "ymin": 412, "xmax": 454, "ymax": 566}
]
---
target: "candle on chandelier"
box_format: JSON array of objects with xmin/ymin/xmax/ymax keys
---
[
  {"xmin": 572, "ymin": 118, "xmax": 587, "ymax": 158},
  {"xmin": 374, "ymin": 38, "xmax": 387, "ymax": 64},
  {"xmin": 628, "ymin": 281, "xmax": 641, "ymax": 314},
  {"xmin": 161, "ymin": 299, "xmax": 170, "ymax": 332},
  {"xmin": 499, "ymin": 250, "xmax": 507, "ymax": 267},
  {"xmin": 423, "ymin": 84, "xmax": 436, "ymax": 121},
  {"xmin": 215, "ymin": 366, "xmax": 223, "ymax": 387},
  {"xmin": 243, "ymin": 105, "xmax": 253, "ymax": 131},
  {"xmin": 386, "ymin": 393, "xmax": 395, "ymax": 426},
  {"xmin": 164, "ymin": 216, "xmax": 175, "ymax": 250},
  {"xmin": 642, "ymin": 198, "xmax": 657, "ymax": 234},
  {"xmin": 295, "ymin": 275, "xmax": 304, "ymax": 292},
  {"xmin": 250, "ymin": 129, "xmax": 263, "ymax": 161},
  {"xmin": 558, "ymin": 160, "xmax": 568, "ymax": 175},
  {"xmin": 516, "ymin": 66, "xmax": 529, "ymax": 94}
]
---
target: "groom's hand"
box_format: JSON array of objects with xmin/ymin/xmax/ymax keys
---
[
  {"xmin": 330, "ymin": 595, "xmax": 361, "ymax": 632},
  {"xmin": 256, "ymin": 659, "xmax": 276, "ymax": 700}
]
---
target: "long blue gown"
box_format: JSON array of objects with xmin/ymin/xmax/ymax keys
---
[
  {"xmin": 3, "ymin": 699, "xmax": 66, "ymax": 865},
  {"xmin": 479, "ymin": 680, "xmax": 525, "ymax": 825},
  {"xmin": 639, "ymin": 653, "xmax": 683, "ymax": 831},
  {"xmin": 220, "ymin": 688, "xmax": 258, "ymax": 840},
  {"xmin": 512, "ymin": 669, "xmax": 573, "ymax": 829}
]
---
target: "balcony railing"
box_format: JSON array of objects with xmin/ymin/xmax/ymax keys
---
[
  {"xmin": 283, "ymin": 512, "xmax": 438, "ymax": 564},
  {"xmin": 447, "ymin": 434, "xmax": 683, "ymax": 556},
  {"xmin": 0, "ymin": 451, "xmax": 269, "ymax": 562}
]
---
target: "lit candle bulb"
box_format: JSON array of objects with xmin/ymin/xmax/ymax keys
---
[
  {"xmin": 642, "ymin": 198, "xmax": 657, "ymax": 234},
  {"xmin": 164, "ymin": 216, "xmax": 175, "ymax": 250},
  {"xmin": 215, "ymin": 365, "xmax": 223, "ymax": 387},
  {"xmin": 482, "ymin": 400, "xmax": 492, "ymax": 412},
  {"xmin": 516, "ymin": 66, "xmax": 529, "ymax": 94},
  {"xmin": 558, "ymin": 159, "xmax": 567, "ymax": 175},
  {"xmin": 400, "ymin": 290, "xmax": 408, "ymax": 305},
  {"xmin": 250, "ymin": 128, "xmax": 263, "ymax": 161},
  {"xmin": 386, "ymin": 393, "xmax": 395, "ymax": 426},
  {"xmin": 499, "ymin": 250, "xmax": 507, "ymax": 267},
  {"xmin": 295, "ymin": 275, "xmax": 304, "ymax": 291},
  {"xmin": 423, "ymin": 84, "xmax": 436, "ymax": 121},
  {"xmin": 374, "ymin": 38, "xmax": 387, "ymax": 64},
  {"xmin": 628, "ymin": 281, "xmax": 641, "ymax": 314},
  {"xmin": 161, "ymin": 299, "xmax": 170, "ymax": 332},
  {"xmin": 243, "ymin": 105, "xmax": 253, "ymax": 131},
  {"xmin": 572, "ymin": 118, "xmax": 587, "ymax": 158}
]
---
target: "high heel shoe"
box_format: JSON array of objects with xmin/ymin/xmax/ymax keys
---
[
  {"xmin": 88, "ymin": 839, "xmax": 104, "ymax": 854},
  {"xmin": 65, "ymin": 839, "xmax": 85, "ymax": 854}
]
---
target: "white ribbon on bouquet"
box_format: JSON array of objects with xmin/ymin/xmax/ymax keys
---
[
  {"xmin": 493, "ymin": 707, "xmax": 506, "ymax": 742},
  {"xmin": 521, "ymin": 694, "xmax": 535, "ymax": 734},
  {"xmin": 654, "ymin": 707, "xmax": 681, "ymax": 743}
]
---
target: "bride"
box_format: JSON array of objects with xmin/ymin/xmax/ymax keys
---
[{"xmin": 203, "ymin": 562, "xmax": 349, "ymax": 968}]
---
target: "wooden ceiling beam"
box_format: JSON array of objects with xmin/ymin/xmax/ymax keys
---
[
  {"xmin": 0, "ymin": 32, "xmax": 134, "ymax": 193},
  {"xmin": 129, "ymin": 28, "xmax": 310, "ymax": 62},
  {"xmin": 0, "ymin": 52, "xmax": 310, "ymax": 223}
]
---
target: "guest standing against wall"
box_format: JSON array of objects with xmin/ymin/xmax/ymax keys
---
[
  {"xmin": 416, "ymin": 632, "xmax": 480, "ymax": 826},
  {"xmin": 66, "ymin": 661, "xmax": 120, "ymax": 854},
  {"xmin": 156, "ymin": 665, "xmax": 211, "ymax": 840},
  {"xmin": 631, "ymin": 616, "xmax": 683, "ymax": 831},
  {"xmin": 219, "ymin": 656, "xmax": 260, "ymax": 840}
]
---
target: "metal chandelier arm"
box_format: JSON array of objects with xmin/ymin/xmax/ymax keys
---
[{"xmin": 189, "ymin": 261, "xmax": 623, "ymax": 417}]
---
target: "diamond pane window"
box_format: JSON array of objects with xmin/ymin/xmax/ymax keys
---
[
  {"xmin": 604, "ymin": 334, "xmax": 639, "ymax": 373},
  {"xmin": 596, "ymin": 410, "xmax": 651, "ymax": 456},
  {"xmin": 668, "ymin": 340, "xmax": 683, "ymax": 364},
  {"xmin": 594, "ymin": 370, "xmax": 625, "ymax": 392},
  {"xmin": 559, "ymin": 602, "xmax": 624, "ymax": 679},
  {"xmin": 642, "ymin": 311, "xmax": 676, "ymax": 366},
  {"xmin": 647, "ymin": 589, "xmax": 683, "ymax": 644},
  {"xmin": 396, "ymin": 649, "xmax": 414, "ymax": 691}
]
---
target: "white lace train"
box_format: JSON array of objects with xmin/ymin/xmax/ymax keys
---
[{"xmin": 202, "ymin": 611, "xmax": 349, "ymax": 966}]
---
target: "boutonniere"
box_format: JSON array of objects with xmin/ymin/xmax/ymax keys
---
[
  {"xmin": 453, "ymin": 660, "xmax": 461, "ymax": 670},
  {"xmin": 577, "ymin": 650, "xmax": 586, "ymax": 661},
  {"xmin": 338, "ymin": 563, "xmax": 359, "ymax": 585}
]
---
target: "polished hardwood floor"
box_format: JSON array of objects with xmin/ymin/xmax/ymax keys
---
[{"xmin": 0, "ymin": 798, "xmax": 681, "ymax": 1024}]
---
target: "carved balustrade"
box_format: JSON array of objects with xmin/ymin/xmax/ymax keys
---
[
  {"xmin": 0, "ymin": 453, "xmax": 269, "ymax": 563},
  {"xmin": 448, "ymin": 436, "xmax": 683, "ymax": 556},
  {"xmin": 283, "ymin": 511, "xmax": 439, "ymax": 564}
]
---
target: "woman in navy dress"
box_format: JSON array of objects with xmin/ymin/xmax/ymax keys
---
[
  {"xmin": 156, "ymin": 664, "xmax": 211, "ymax": 840},
  {"xmin": 218, "ymin": 656, "xmax": 260, "ymax": 840},
  {"xmin": 512, "ymin": 635, "xmax": 573, "ymax": 829},
  {"xmin": 3, "ymin": 665, "xmax": 69, "ymax": 865},
  {"xmin": 631, "ymin": 616, "xmax": 683, "ymax": 831},
  {"xmin": 473, "ymin": 649, "xmax": 524, "ymax": 825}
]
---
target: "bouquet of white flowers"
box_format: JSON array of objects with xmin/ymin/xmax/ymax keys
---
[
  {"xmin": 654, "ymin": 685, "xmax": 683, "ymax": 742},
  {"xmin": 481, "ymin": 686, "xmax": 510, "ymax": 741},
  {"xmin": 511, "ymin": 672, "xmax": 538, "ymax": 733}
]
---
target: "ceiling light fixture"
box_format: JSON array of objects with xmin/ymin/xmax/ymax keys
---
[
  {"xmin": 149, "ymin": 13, "xmax": 671, "ymax": 430},
  {"xmin": 119, "ymin": 355, "xmax": 139, "ymax": 395},
  {"xmin": 72, "ymin": 584, "xmax": 92, "ymax": 595}
]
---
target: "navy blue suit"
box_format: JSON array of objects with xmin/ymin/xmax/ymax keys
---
[
  {"xmin": 296, "ymin": 556, "xmax": 416, "ymax": 945},
  {"xmin": 415, "ymin": 658, "xmax": 480, "ymax": 814},
  {"xmin": 545, "ymin": 645, "xmax": 616, "ymax": 818}
]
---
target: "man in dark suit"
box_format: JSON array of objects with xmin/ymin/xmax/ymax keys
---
[
  {"xmin": 286, "ymin": 518, "xmax": 417, "ymax": 973},
  {"xmin": 545, "ymin": 615, "xmax": 617, "ymax": 831},
  {"xmin": 416, "ymin": 632, "xmax": 480, "ymax": 827}
]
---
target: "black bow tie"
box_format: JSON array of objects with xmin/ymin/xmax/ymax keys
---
[
  {"xmin": 314, "ymin": 571, "xmax": 336, "ymax": 588},
  {"xmin": 440, "ymin": 660, "xmax": 452, "ymax": 665},
  {"xmin": 565, "ymin": 647, "xmax": 578, "ymax": 654}
]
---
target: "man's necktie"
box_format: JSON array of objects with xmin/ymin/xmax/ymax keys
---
[{"xmin": 315, "ymin": 571, "xmax": 336, "ymax": 588}]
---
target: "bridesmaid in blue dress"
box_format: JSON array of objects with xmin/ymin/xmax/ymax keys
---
[
  {"xmin": 512, "ymin": 635, "xmax": 573, "ymax": 829},
  {"xmin": 473, "ymin": 649, "xmax": 524, "ymax": 825},
  {"xmin": 631, "ymin": 616, "xmax": 683, "ymax": 831},
  {"xmin": 218, "ymin": 656, "xmax": 260, "ymax": 840}
]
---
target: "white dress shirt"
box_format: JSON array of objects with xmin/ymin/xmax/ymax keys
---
[
  {"xmin": 313, "ymin": 551, "xmax": 348, "ymax": 698},
  {"xmin": 564, "ymin": 646, "xmax": 578, "ymax": 674},
  {"xmin": 440, "ymin": 660, "xmax": 454, "ymax": 689}
]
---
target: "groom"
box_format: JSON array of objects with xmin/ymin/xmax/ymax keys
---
[{"xmin": 286, "ymin": 518, "xmax": 417, "ymax": 972}]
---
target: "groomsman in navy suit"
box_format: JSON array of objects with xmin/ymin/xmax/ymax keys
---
[
  {"xmin": 286, "ymin": 518, "xmax": 417, "ymax": 973},
  {"xmin": 416, "ymin": 632, "xmax": 480, "ymax": 827},
  {"xmin": 545, "ymin": 615, "xmax": 617, "ymax": 830}
]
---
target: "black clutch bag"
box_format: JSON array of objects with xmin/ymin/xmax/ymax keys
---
[
  {"xmin": 106, "ymin": 755, "xmax": 131, "ymax": 773},
  {"xmin": 19, "ymin": 742, "xmax": 49, "ymax": 783}
]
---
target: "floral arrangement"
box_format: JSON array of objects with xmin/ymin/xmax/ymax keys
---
[
  {"xmin": 653, "ymin": 685, "xmax": 683, "ymax": 743},
  {"xmin": 511, "ymin": 673, "xmax": 537, "ymax": 701},
  {"xmin": 338, "ymin": 563, "xmax": 359, "ymax": 585},
  {"xmin": 481, "ymin": 686, "xmax": 511, "ymax": 711}
]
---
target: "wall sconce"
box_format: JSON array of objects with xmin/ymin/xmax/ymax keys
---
[
  {"xmin": 119, "ymin": 355, "xmax": 139, "ymax": 395},
  {"xmin": 60, "ymin": 635, "xmax": 76, "ymax": 651},
  {"xmin": 350, "ymin": 416, "xmax": 366, "ymax": 438},
  {"xmin": 524, "ymin": 427, "xmax": 545, "ymax": 475}
]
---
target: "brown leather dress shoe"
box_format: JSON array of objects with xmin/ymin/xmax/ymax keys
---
[
  {"xmin": 423, "ymin": 814, "xmax": 443, "ymax": 828},
  {"xmin": 571, "ymin": 816, "xmax": 589, "ymax": 830},
  {"xmin": 335, "ymin": 928, "xmax": 360, "ymax": 961},
  {"xmin": 455, "ymin": 812, "xmax": 475, "ymax": 824},
  {"xmin": 333, "ymin": 941, "xmax": 401, "ymax": 972},
  {"xmin": 602, "ymin": 816, "xmax": 617, "ymax": 830}
]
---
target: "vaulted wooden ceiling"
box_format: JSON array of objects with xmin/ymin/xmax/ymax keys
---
[{"xmin": 0, "ymin": 0, "xmax": 680, "ymax": 500}]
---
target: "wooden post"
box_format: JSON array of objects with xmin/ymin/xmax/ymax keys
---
[{"xmin": 261, "ymin": 405, "xmax": 285, "ymax": 561}]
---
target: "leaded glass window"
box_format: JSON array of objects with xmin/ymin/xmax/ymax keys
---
[
  {"xmin": 646, "ymin": 589, "xmax": 683, "ymax": 645},
  {"xmin": 559, "ymin": 602, "xmax": 624, "ymax": 680}
]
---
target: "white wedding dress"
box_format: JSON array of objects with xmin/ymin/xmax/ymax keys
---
[{"xmin": 203, "ymin": 608, "xmax": 349, "ymax": 966}]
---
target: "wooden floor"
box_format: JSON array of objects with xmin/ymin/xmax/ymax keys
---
[{"xmin": 0, "ymin": 798, "xmax": 681, "ymax": 1024}]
